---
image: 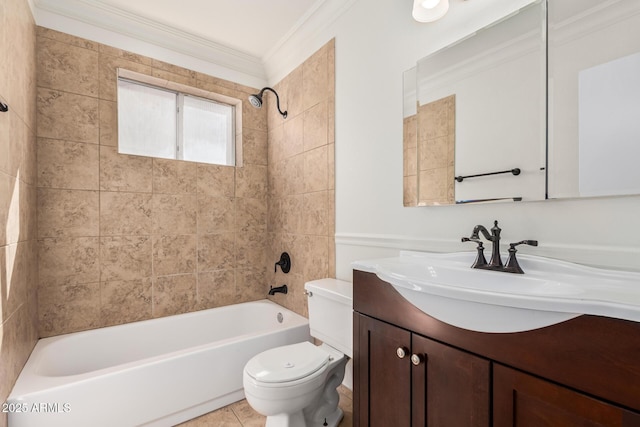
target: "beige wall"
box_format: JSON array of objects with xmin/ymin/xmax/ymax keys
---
[
  {"xmin": 0, "ymin": 0, "xmax": 39, "ymax": 425},
  {"xmin": 35, "ymin": 30, "xmax": 335, "ymax": 335},
  {"xmin": 404, "ymin": 95, "xmax": 456, "ymax": 207},
  {"xmin": 266, "ymin": 40, "xmax": 335, "ymax": 317},
  {"xmin": 417, "ymin": 95, "xmax": 455, "ymax": 206},
  {"xmin": 0, "ymin": 13, "xmax": 333, "ymax": 424},
  {"xmin": 35, "ymin": 28, "xmax": 272, "ymax": 337},
  {"xmin": 403, "ymin": 115, "xmax": 418, "ymax": 206}
]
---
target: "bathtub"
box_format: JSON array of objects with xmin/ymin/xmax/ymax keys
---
[{"xmin": 7, "ymin": 300, "xmax": 311, "ymax": 427}]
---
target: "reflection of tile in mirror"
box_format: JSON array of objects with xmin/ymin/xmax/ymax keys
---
[
  {"xmin": 403, "ymin": 114, "xmax": 418, "ymax": 206},
  {"xmin": 419, "ymin": 168, "xmax": 449, "ymax": 202},
  {"xmin": 417, "ymin": 95, "xmax": 455, "ymax": 205},
  {"xmin": 404, "ymin": 175, "xmax": 417, "ymax": 206}
]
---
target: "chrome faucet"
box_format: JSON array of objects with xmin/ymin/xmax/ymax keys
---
[{"xmin": 462, "ymin": 220, "xmax": 538, "ymax": 274}]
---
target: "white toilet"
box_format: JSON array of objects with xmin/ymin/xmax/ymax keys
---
[{"xmin": 243, "ymin": 278, "xmax": 353, "ymax": 427}]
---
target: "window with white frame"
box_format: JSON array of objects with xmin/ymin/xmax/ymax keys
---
[{"xmin": 117, "ymin": 77, "xmax": 235, "ymax": 166}]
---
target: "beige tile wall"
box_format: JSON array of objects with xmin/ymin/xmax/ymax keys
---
[
  {"xmin": 266, "ymin": 40, "xmax": 336, "ymax": 316},
  {"xmin": 417, "ymin": 95, "xmax": 455, "ymax": 205},
  {"xmin": 1, "ymin": 15, "xmax": 334, "ymax": 424},
  {"xmin": 404, "ymin": 95, "xmax": 456, "ymax": 206},
  {"xmin": 0, "ymin": 0, "xmax": 39, "ymax": 425},
  {"xmin": 403, "ymin": 115, "xmax": 418, "ymax": 206},
  {"xmin": 35, "ymin": 28, "xmax": 271, "ymax": 337}
]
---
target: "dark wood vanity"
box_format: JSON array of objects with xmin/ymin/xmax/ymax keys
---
[{"xmin": 353, "ymin": 270, "xmax": 640, "ymax": 426}]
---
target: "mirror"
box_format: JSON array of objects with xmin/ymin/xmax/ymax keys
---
[
  {"xmin": 404, "ymin": 1, "xmax": 546, "ymax": 206},
  {"xmin": 405, "ymin": 0, "xmax": 640, "ymax": 206},
  {"xmin": 547, "ymin": 0, "xmax": 640, "ymax": 199}
]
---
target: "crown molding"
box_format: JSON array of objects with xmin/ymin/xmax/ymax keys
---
[
  {"xmin": 33, "ymin": 0, "xmax": 267, "ymax": 83},
  {"xmin": 32, "ymin": 0, "xmax": 357, "ymax": 88},
  {"xmin": 262, "ymin": 0, "xmax": 331, "ymax": 63},
  {"xmin": 26, "ymin": 0, "xmax": 36, "ymax": 17},
  {"xmin": 263, "ymin": 0, "xmax": 359, "ymax": 84}
]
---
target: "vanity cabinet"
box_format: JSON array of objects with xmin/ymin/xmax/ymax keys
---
[
  {"xmin": 353, "ymin": 270, "xmax": 640, "ymax": 427},
  {"xmin": 356, "ymin": 313, "xmax": 489, "ymax": 427},
  {"xmin": 355, "ymin": 314, "xmax": 411, "ymax": 426},
  {"xmin": 493, "ymin": 365, "xmax": 638, "ymax": 427}
]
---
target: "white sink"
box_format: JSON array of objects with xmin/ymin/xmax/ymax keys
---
[{"xmin": 352, "ymin": 251, "xmax": 640, "ymax": 333}]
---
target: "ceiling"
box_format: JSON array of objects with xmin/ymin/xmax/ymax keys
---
[
  {"xmin": 84, "ymin": 0, "xmax": 323, "ymax": 59},
  {"xmin": 33, "ymin": 0, "xmax": 338, "ymax": 84}
]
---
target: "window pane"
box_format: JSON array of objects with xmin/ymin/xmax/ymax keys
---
[
  {"xmin": 117, "ymin": 79, "xmax": 176, "ymax": 159},
  {"xmin": 182, "ymin": 95, "xmax": 235, "ymax": 165}
]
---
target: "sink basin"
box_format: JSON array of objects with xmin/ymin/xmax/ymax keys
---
[{"xmin": 352, "ymin": 251, "xmax": 640, "ymax": 333}]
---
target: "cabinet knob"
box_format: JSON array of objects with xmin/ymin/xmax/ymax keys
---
[
  {"xmin": 411, "ymin": 353, "xmax": 425, "ymax": 366},
  {"xmin": 396, "ymin": 347, "xmax": 408, "ymax": 359}
]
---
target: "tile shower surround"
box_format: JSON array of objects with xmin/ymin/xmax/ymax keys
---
[
  {"xmin": 35, "ymin": 27, "xmax": 335, "ymax": 337},
  {"xmin": 265, "ymin": 40, "xmax": 336, "ymax": 317},
  {"xmin": 0, "ymin": 0, "xmax": 39, "ymax": 426}
]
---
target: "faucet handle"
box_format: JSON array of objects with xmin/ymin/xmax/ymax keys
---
[
  {"xmin": 510, "ymin": 240, "xmax": 538, "ymax": 247},
  {"xmin": 462, "ymin": 237, "xmax": 487, "ymax": 268},
  {"xmin": 274, "ymin": 252, "xmax": 291, "ymax": 273},
  {"xmin": 504, "ymin": 240, "xmax": 538, "ymax": 274}
]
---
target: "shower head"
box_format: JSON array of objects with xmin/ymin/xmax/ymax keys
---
[
  {"xmin": 248, "ymin": 87, "xmax": 287, "ymax": 118},
  {"xmin": 248, "ymin": 93, "xmax": 262, "ymax": 109}
]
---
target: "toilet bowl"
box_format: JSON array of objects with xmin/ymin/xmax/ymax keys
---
[{"xmin": 243, "ymin": 278, "xmax": 353, "ymax": 427}]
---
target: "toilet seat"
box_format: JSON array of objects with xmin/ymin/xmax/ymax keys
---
[{"xmin": 245, "ymin": 342, "xmax": 330, "ymax": 384}]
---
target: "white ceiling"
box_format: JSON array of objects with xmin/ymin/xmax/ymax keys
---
[
  {"xmin": 87, "ymin": 0, "xmax": 323, "ymax": 59},
  {"xmin": 33, "ymin": 0, "xmax": 342, "ymax": 85}
]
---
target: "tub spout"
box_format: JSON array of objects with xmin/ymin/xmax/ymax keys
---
[{"xmin": 268, "ymin": 285, "xmax": 288, "ymax": 296}]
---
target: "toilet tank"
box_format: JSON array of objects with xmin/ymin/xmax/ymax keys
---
[{"xmin": 305, "ymin": 278, "xmax": 353, "ymax": 358}]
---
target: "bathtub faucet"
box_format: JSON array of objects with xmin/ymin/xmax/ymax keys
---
[{"xmin": 268, "ymin": 285, "xmax": 288, "ymax": 296}]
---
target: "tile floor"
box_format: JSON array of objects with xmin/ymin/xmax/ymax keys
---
[{"xmin": 178, "ymin": 385, "xmax": 353, "ymax": 426}]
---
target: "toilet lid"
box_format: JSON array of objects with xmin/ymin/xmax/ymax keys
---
[{"xmin": 245, "ymin": 342, "xmax": 330, "ymax": 384}]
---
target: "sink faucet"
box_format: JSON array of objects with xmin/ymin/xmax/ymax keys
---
[
  {"xmin": 462, "ymin": 220, "xmax": 538, "ymax": 274},
  {"xmin": 469, "ymin": 220, "xmax": 503, "ymax": 268}
]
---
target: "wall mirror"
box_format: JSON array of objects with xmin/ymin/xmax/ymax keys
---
[
  {"xmin": 547, "ymin": 0, "xmax": 640, "ymax": 199},
  {"xmin": 404, "ymin": 1, "xmax": 546, "ymax": 206},
  {"xmin": 404, "ymin": 0, "xmax": 640, "ymax": 206}
]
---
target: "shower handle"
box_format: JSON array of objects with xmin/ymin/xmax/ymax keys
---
[{"xmin": 274, "ymin": 252, "xmax": 291, "ymax": 273}]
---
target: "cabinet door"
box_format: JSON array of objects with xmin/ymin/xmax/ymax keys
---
[
  {"xmin": 355, "ymin": 314, "xmax": 412, "ymax": 427},
  {"xmin": 411, "ymin": 334, "xmax": 490, "ymax": 427},
  {"xmin": 494, "ymin": 364, "xmax": 640, "ymax": 427}
]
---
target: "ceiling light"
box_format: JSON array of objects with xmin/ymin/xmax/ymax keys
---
[
  {"xmin": 413, "ymin": 0, "xmax": 449, "ymax": 22},
  {"xmin": 421, "ymin": 0, "xmax": 441, "ymax": 9}
]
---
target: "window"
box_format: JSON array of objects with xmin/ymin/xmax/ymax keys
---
[{"xmin": 117, "ymin": 77, "xmax": 235, "ymax": 166}]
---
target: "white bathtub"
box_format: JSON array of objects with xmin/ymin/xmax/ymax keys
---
[{"xmin": 7, "ymin": 300, "xmax": 311, "ymax": 427}]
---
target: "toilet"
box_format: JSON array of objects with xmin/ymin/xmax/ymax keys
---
[{"xmin": 243, "ymin": 278, "xmax": 353, "ymax": 427}]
